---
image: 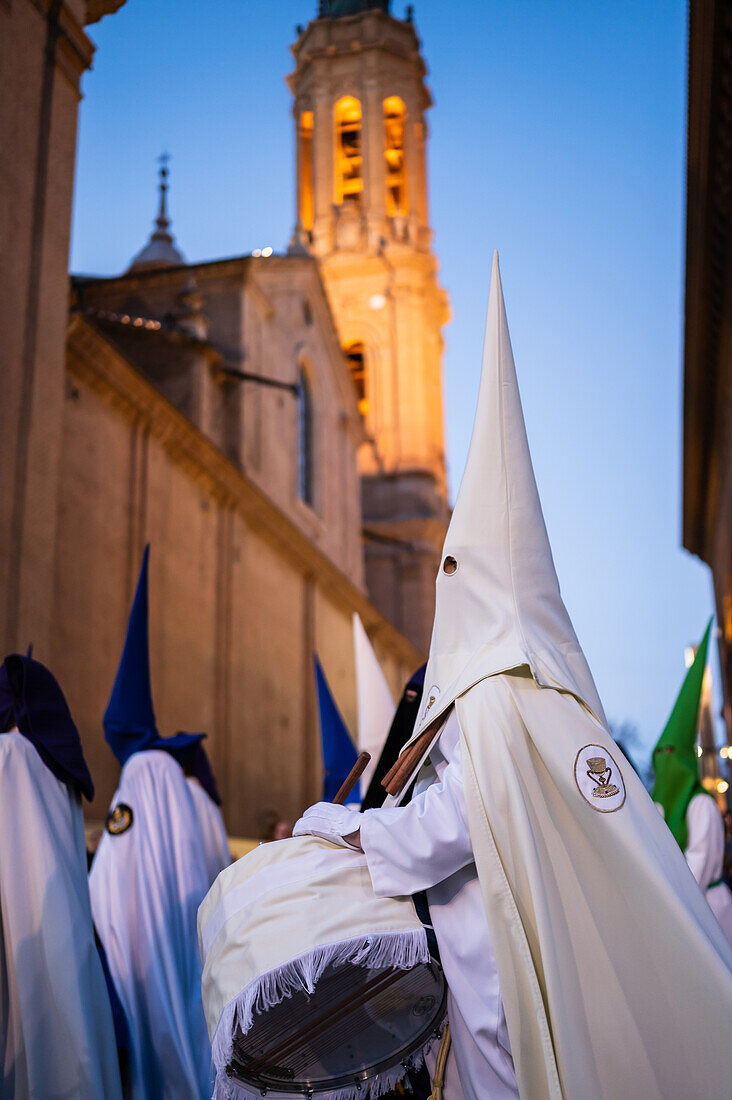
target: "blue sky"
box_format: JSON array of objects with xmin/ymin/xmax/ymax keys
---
[{"xmin": 71, "ymin": 0, "xmax": 720, "ymax": 766}]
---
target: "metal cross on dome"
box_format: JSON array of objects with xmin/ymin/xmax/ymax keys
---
[
  {"xmin": 155, "ymin": 152, "xmax": 172, "ymax": 230},
  {"xmin": 158, "ymin": 151, "xmax": 170, "ymax": 194}
]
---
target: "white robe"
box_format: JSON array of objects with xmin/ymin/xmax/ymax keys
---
[
  {"xmin": 0, "ymin": 729, "xmax": 122, "ymax": 1100},
  {"xmin": 186, "ymin": 777, "xmax": 231, "ymax": 887},
  {"xmin": 89, "ymin": 750, "xmax": 212, "ymax": 1099},
  {"xmin": 360, "ymin": 710, "xmax": 518, "ymax": 1100},
  {"xmin": 458, "ymin": 671, "xmax": 732, "ymax": 1099},
  {"xmin": 686, "ymin": 791, "xmax": 732, "ymax": 944}
]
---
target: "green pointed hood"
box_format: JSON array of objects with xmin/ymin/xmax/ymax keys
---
[{"xmin": 651, "ymin": 618, "xmax": 713, "ymax": 850}]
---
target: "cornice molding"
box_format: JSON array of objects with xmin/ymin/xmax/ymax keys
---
[{"xmin": 85, "ymin": 0, "xmax": 126, "ymax": 25}]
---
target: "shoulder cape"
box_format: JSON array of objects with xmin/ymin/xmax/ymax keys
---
[{"xmin": 456, "ymin": 671, "xmax": 732, "ymax": 1100}]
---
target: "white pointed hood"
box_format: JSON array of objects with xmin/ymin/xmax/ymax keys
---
[
  {"xmin": 353, "ymin": 613, "xmax": 396, "ymax": 790},
  {"xmin": 410, "ymin": 252, "xmax": 606, "ymax": 743}
]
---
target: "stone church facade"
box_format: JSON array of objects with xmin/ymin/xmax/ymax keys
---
[{"xmin": 1, "ymin": 0, "xmax": 447, "ymax": 835}]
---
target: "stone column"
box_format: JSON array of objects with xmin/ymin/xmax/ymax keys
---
[
  {"xmin": 403, "ymin": 91, "xmax": 422, "ymax": 244},
  {"xmin": 364, "ymin": 76, "xmax": 387, "ymax": 251},
  {"xmin": 292, "ymin": 98, "xmax": 304, "ymax": 241},
  {"xmin": 0, "ymin": 0, "xmax": 94, "ymax": 658},
  {"xmin": 311, "ymin": 85, "xmax": 334, "ymax": 255}
]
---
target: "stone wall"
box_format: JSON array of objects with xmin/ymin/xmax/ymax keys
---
[
  {"xmin": 74, "ymin": 255, "xmax": 368, "ymax": 593},
  {"xmin": 61, "ymin": 317, "xmax": 421, "ymax": 835}
]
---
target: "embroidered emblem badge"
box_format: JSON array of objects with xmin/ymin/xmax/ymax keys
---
[
  {"xmin": 106, "ymin": 802, "xmax": 134, "ymax": 835},
  {"xmin": 574, "ymin": 744, "xmax": 626, "ymax": 813}
]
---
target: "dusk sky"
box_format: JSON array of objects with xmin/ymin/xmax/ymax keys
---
[{"xmin": 70, "ymin": 0, "xmax": 720, "ymax": 765}]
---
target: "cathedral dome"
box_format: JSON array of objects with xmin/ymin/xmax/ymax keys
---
[{"xmin": 128, "ymin": 232, "xmax": 185, "ymax": 273}]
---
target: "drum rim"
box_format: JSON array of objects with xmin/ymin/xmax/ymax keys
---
[{"xmin": 226, "ymin": 957, "xmax": 447, "ymax": 1097}]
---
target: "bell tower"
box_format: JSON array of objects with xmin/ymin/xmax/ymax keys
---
[{"xmin": 289, "ymin": 0, "xmax": 449, "ymax": 652}]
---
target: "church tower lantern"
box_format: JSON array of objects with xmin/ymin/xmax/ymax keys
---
[{"xmin": 289, "ymin": 0, "xmax": 450, "ymax": 651}]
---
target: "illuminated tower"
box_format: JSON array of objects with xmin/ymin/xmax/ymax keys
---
[{"xmin": 289, "ymin": 0, "xmax": 449, "ymax": 651}]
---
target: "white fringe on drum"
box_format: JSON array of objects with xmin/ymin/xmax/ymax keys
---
[{"xmin": 211, "ymin": 926, "xmax": 431, "ymax": 1100}]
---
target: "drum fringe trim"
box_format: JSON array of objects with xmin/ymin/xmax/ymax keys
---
[
  {"xmin": 215, "ymin": 1058, "xmax": 429, "ymax": 1100},
  {"xmin": 211, "ymin": 926, "xmax": 431, "ymax": 1100}
]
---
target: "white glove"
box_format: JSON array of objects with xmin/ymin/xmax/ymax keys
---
[{"xmin": 292, "ymin": 802, "xmax": 363, "ymax": 849}]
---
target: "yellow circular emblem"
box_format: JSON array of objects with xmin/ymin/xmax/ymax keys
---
[{"xmin": 106, "ymin": 802, "xmax": 134, "ymax": 835}]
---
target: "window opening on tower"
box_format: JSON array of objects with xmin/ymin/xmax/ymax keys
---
[
  {"xmin": 299, "ymin": 110, "xmax": 314, "ymax": 232},
  {"xmin": 335, "ymin": 96, "xmax": 363, "ymax": 204},
  {"xmin": 297, "ymin": 367, "xmax": 314, "ymax": 504},
  {"xmin": 384, "ymin": 96, "xmax": 407, "ymax": 216},
  {"xmin": 345, "ymin": 342, "xmax": 368, "ymax": 417}
]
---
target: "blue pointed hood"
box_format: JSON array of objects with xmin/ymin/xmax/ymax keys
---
[
  {"xmin": 314, "ymin": 656, "xmax": 359, "ymax": 804},
  {"xmin": 104, "ymin": 545, "xmax": 204, "ymax": 767},
  {"xmin": 177, "ymin": 737, "xmax": 223, "ymax": 805},
  {"xmin": 104, "ymin": 545, "xmax": 157, "ymax": 750}
]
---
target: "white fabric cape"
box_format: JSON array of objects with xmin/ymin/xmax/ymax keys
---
[
  {"xmin": 353, "ymin": 613, "xmax": 396, "ymax": 790},
  {"xmin": 186, "ymin": 777, "xmax": 231, "ymax": 888},
  {"xmin": 457, "ymin": 671, "xmax": 732, "ymax": 1100},
  {"xmin": 0, "ymin": 730, "xmax": 122, "ymax": 1100},
  {"xmin": 89, "ymin": 749, "xmax": 212, "ymax": 1099}
]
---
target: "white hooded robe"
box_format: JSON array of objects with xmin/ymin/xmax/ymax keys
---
[
  {"xmin": 89, "ymin": 749, "xmax": 212, "ymax": 1099},
  {"xmin": 685, "ymin": 791, "xmax": 732, "ymax": 943},
  {"xmin": 360, "ymin": 253, "xmax": 732, "ymax": 1099},
  {"xmin": 186, "ymin": 776, "xmax": 231, "ymax": 888},
  {"xmin": 0, "ymin": 730, "xmax": 122, "ymax": 1100}
]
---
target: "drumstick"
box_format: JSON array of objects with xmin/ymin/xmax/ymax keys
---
[
  {"xmin": 381, "ymin": 717, "xmax": 442, "ymax": 795},
  {"xmin": 332, "ymin": 752, "xmax": 370, "ymax": 805}
]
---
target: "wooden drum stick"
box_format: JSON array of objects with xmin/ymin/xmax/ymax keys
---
[{"xmin": 333, "ymin": 752, "xmax": 371, "ymax": 805}]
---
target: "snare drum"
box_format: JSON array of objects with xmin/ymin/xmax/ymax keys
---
[{"xmin": 198, "ymin": 835, "xmax": 446, "ymax": 1098}]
